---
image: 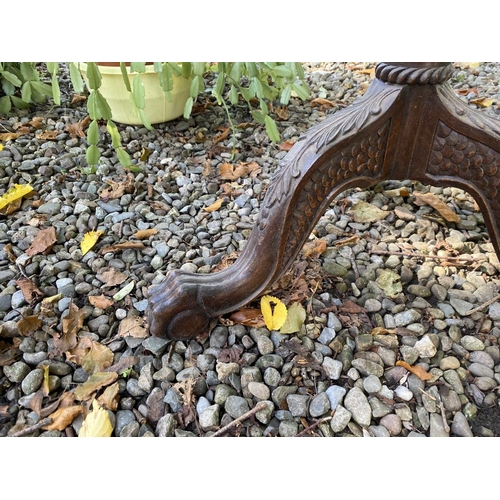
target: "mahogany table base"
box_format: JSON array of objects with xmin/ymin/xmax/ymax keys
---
[{"xmin": 147, "ymin": 62, "xmax": 500, "ymax": 341}]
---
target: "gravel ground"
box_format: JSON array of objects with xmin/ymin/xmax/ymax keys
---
[{"xmin": 1, "ymin": 62, "xmax": 500, "ymax": 437}]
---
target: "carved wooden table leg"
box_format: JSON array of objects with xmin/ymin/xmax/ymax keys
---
[{"xmin": 147, "ymin": 62, "xmax": 500, "ymax": 340}]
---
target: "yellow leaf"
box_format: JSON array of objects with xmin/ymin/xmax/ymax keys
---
[
  {"xmin": 81, "ymin": 230, "xmax": 103, "ymax": 256},
  {"xmin": 0, "ymin": 143, "xmax": 3, "ymax": 151},
  {"xmin": 0, "ymin": 184, "xmax": 33, "ymax": 210},
  {"xmin": 79, "ymin": 400, "xmax": 113, "ymax": 437},
  {"xmin": 349, "ymin": 201, "xmax": 390, "ymax": 223},
  {"xmin": 260, "ymin": 295, "xmax": 288, "ymax": 331},
  {"xmin": 43, "ymin": 405, "xmax": 82, "ymax": 431}
]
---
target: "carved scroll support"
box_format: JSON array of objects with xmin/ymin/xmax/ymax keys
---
[{"xmin": 147, "ymin": 62, "xmax": 500, "ymax": 340}]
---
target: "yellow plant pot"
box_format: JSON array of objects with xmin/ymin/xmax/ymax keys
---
[{"xmin": 78, "ymin": 63, "xmax": 191, "ymax": 125}]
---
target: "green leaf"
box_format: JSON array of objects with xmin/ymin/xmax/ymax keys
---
[
  {"xmin": 51, "ymin": 75, "xmax": 61, "ymax": 105},
  {"xmin": 229, "ymin": 84, "xmax": 239, "ymax": 105},
  {"xmin": 272, "ymin": 65, "xmax": 294, "ymax": 79},
  {"xmin": 130, "ymin": 62, "xmax": 146, "ymax": 74},
  {"xmin": 20, "ymin": 63, "xmax": 37, "ymax": 81},
  {"xmin": 193, "ymin": 62, "xmax": 206, "ymax": 76},
  {"xmin": 259, "ymin": 98, "xmax": 268, "ymax": 115},
  {"xmin": 106, "ymin": 120, "xmax": 122, "ymax": 148},
  {"xmin": 86, "ymin": 144, "xmax": 100, "ymax": 166},
  {"xmin": 292, "ymin": 82, "xmax": 310, "ymax": 101},
  {"xmin": 11, "ymin": 95, "xmax": 30, "ymax": 109},
  {"xmin": 94, "ymin": 90, "xmax": 112, "ymax": 120},
  {"xmin": 0, "ymin": 70, "xmax": 22, "ymax": 87},
  {"xmin": 294, "ymin": 62, "xmax": 305, "ymax": 80},
  {"xmin": 87, "ymin": 92, "xmax": 98, "ymax": 120},
  {"xmin": 279, "ymin": 302, "xmax": 306, "ymax": 334},
  {"xmin": 253, "ymin": 77, "xmax": 264, "ymax": 99},
  {"xmin": 1, "ymin": 79, "xmax": 15, "ymax": 96},
  {"xmin": 189, "ymin": 75, "xmax": 200, "ymax": 98},
  {"xmin": 159, "ymin": 63, "xmax": 173, "ymax": 92},
  {"xmin": 168, "ymin": 62, "xmax": 182, "ymax": 77},
  {"xmin": 264, "ymin": 115, "xmax": 280, "ymax": 142},
  {"xmin": 183, "ymin": 96, "xmax": 194, "ymax": 119},
  {"xmin": 251, "ymin": 110, "xmax": 266, "ymax": 125},
  {"xmin": 30, "ymin": 81, "xmax": 53, "ymax": 97},
  {"xmin": 280, "ymin": 84, "xmax": 292, "ymax": 105},
  {"xmin": 116, "ymin": 147, "xmax": 132, "ymax": 168},
  {"xmin": 87, "ymin": 119, "xmax": 100, "ymax": 145},
  {"xmin": 21, "ymin": 81, "xmax": 32, "ymax": 103},
  {"xmin": 69, "ymin": 63, "xmax": 84, "ymax": 93},
  {"xmin": 46, "ymin": 62, "xmax": 59, "ymax": 76},
  {"xmin": 213, "ymin": 72, "xmax": 225, "ymax": 104},
  {"xmin": 229, "ymin": 62, "xmax": 242, "ymax": 83},
  {"xmin": 245, "ymin": 62, "xmax": 258, "ymax": 78},
  {"xmin": 138, "ymin": 109, "xmax": 152, "ymax": 130},
  {"xmin": 0, "ymin": 95, "xmax": 11, "ymax": 114},
  {"xmin": 181, "ymin": 62, "xmax": 192, "ymax": 79},
  {"xmin": 120, "ymin": 62, "xmax": 131, "ymax": 92},
  {"xmin": 86, "ymin": 62, "xmax": 101, "ymax": 90},
  {"xmin": 132, "ymin": 74, "xmax": 146, "ymax": 110}
]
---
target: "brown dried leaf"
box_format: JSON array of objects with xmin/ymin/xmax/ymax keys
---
[
  {"xmin": 16, "ymin": 277, "xmax": 44, "ymax": 306},
  {"xmin": 204, "ymin": 198, "xmax": 224, "ymax": 213},
  {"xmin": 470, "ymin": 97, "xmax": 495, "ymax": 107},
  {"xmin": 66, "ymin": 115, "xmax": 91, "ymax": 138},
  {"xmin": 0, "ymin": 132, "xmax": 22, "ymax": 141},
  {"xmin": 66, "ymin": 337, "xmax": 93, "ymax": 365},
  {"xmin": 99, "ymin": 268, "xmax": 127, "ymax": 287},
  {"xmin": 71, "ymin": 94, "xmax": 87, "ymax": 105},
  {"xmin": 3, "ymin": 243, "xmax": 17, "ymax": 263},
  {"xmin": 276, "ymin": 105, "xmax": 289, "ymax": 120},
  {"xmin": 339, "ymin": 300, "xmax": 367, "ymax": 314},
  {"xmin": 81, "ymin": 341, "xmax": 114, "ymax": 375},
  {"xmin": 132, "ymin": 228, "xmax": 158, "ymax": 239},
  {"xmin": 311, "ymin": 97, "xmax": 336, "ymax": 109},
  {"xmin": 370, "ymin": 326, "xmax": 397, "ymax": 335},
  {"xmin": 279, "ymin": 140, "xmax": 295, "ymax": 151},
  {"xmin": 74, "ymin": 371, "xmax": 118, "ymax": 401},
  {"xmin": 100, "ymin": 242, "xmax": 145, "ymax": 254},
  {"xmin": 396, "ymin": 360, "xmax": 433, "ymax": 381},
  {"xmin": 97, "ymin": 382, "xmax": 120, "ymax": 411},
  {"xmin": 88, "ymin": 294, "xmax": 114, "ymax": 309},
  {"xmin": 27, "ymin": 117, "xmax": 44, "ymax": 129},
  {"xmin": 17, "ymin": 315, "xmax": 42, "ymax": 336},
  {"xmin": 0, "ymin": 196, "xmax": 22, "ymax": 215},
  {"xmin": 100, "ymin": 173, "xmax": 135, "ymax": 201},
  {"xmin": 333, "ymin": 235, "xmax": 361, "ymax": 247},
  {"xmin": 219, "ymin": 162, "xmax": 250, "ymax": 181},
  {"xmin": 36, "ymin": 130, "xmax": 59, "ymax": 140},
  {"xmin": 213, "ymin": 127, "xmax": 230, "ymax": 144},
  {"xmin": 25, "ymin": 226, "xmax": 57, "ymax": 257},
  {"xmin": 413, "ymin": 192, "xmax": 460, "ymax": 223},
  {"xmin": 229, "ymin": 308, "xmax": 266, "ymax": 328},
  {"xmin": 117, "ymin": 316, "xmax": 148, "ymax": 338},
  {"xmin": 302, "ymin": 238, "xmax": 327, "ymax": 259},
  {"xmin": 52, "ymin": 303, "xmax": 84, "ymax": 356},
  {"xmin": 43, "ymin": 406, "xmax": 83, "ymax": 431}
]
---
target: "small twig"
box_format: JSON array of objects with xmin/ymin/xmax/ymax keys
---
[
  {"xmin": 9, "ymin": 417, "xmax": 53, "ymax": 437},
  {"xmin": 296, "ymin": 416, "xmax": 332, "ymax": 437},
  {"xmin": 211, "ymin": 401, "xmax": 267, "ymax": 437},
  {"xmin": 370, "ymin": 248, "xmax": 475, "ymax": 263},
  {"xmin": 418, "ymin": 387, "xmax": 437, "ymax": 401},
  {"xmin": 439, "ymin": 401, "xmax": 451, "ymax": 433},
  {"xmin": 463, "ymin": 292, "xmax": 500, "ymax": 316},
  {"xmin": 348, "ymin": 247, "xmax": 359, "ymax": 280}
]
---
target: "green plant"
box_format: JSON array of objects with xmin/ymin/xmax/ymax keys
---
[{"xmin": 0, "ymin": 62, "xmax": 311, "ymax": 169}]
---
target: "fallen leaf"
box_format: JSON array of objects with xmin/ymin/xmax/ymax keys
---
[
  {"xmin": 25, "ymin": 226, "xmax": 57, "ymax": 257},
  {"xmin": 71, "ymin": 94, "xmax": 87, "ymax": 105},
  {"xmin": 280, "ymin": 302, "xmax": 306, "ymax": 334},
  {"xmin": 74, "ymin": 371, "xmax": 118, "ymax": 401},
  {"xmin": 311, "ymin": 97, "xmax": 336, "ymax": 109},
  {"xmin": 213, "ymin": 127, "xmax": 230, "ymax": 144},
  {"xmin": 396, "ymin": 360, "xmax": 433, "ymax": 381},
  {"xmin": 132, "ymin": 228, "xmax": 158, "ymax": 239},
  {"xmin": 66, "ymin": 337, "xmax": 93, "ymax": 365},
  {"xmin": 413, "ymin": 192, "xmax": 460, "ymax": 223},
  {"xmin": 97, "ymin": 382, "xmax": 120, "ymax": 411},
  {"xmin": 229, "ymin": 308, "xmax": 266, "ymax": 328},
  {"xmin": 28, "ymin": 117, "xmax": 44, "ymax": 129},
  {"xmin": 302, "ymin": 238, "xmax": 327, "ymax": 259},
  {"xmin": 36, "ymin": 130, "xmax": 59, "ymax": 140},
  {"xmin": 204, "ymin": 198, "xmax": 224, "ymax": 213},
  {"xmin": 100, "ymin": 242, "xmax": 145, "ymax": 253},
  {"xmin": 370, "ymin": 326, "xmax": 397, "ymax": 335},
  {"xmin": 41, "ymin": 364, "xmax": 50, "ymax": 396},
  {"xmin": 99, "ymin": 173, "xmax": 135, "ymax": 201},
  {"xmin": 16, "ymin": 315, "xmax": 42, "ymax": 336},
  {"xmin": 339, "ymin": 300, "xmax": 366, "ymax": 314},
  {"xmin": 219, "ymin": 162, "xmax": 250, "ymax": 181},
  {"xmin": 40, "ymin": 293, "xmax": 62, "ymax": 317},
  {"xmin": 349, "ymin": 201, "xmax": 390, "ymax": 223},
  {"xmin": 333, "ymin": 235, "xmax": 361, "ymax": 247},
  {"xmin": 88, "ymin": 294, "xmax": 114, "ymax": 309},
  {"xmin": 260, "ymin": 295, "xmax": 288, "ymax": 331},
  {"xmin": 376, "ymin": 269, "xmax": 403, "ymax": 298},
  {"xmin": 66, "ymin": 116, "xmax": 91, "ymax": 138},
  {"xmin": 470, "ymin": 97, "xmax": 495, "ymax": 107},
  {"xmin": 0, "ymin": 132, "xmax": 23, "ymax": 141},
  {"xmin": 29, "ymin": 390, "xmax": 44, "ymax": 415},
  {"xmin": 279, "ymin": 140, "xmax": 295, "ymax": 151},
  {"xmin": 79, "ymin": 399, "xmax": 113, "ymax": 437},
  {"xmin": 113, "ymin": 281, "xmax": 135, "ymax": 301},
  {"xmin": 0, "ymin": 183, "xmax": 34, "ymax": 211},
  {"xmin": 98, "ymin": 268, "xmax": 127, "ymax": 287},
  {"xmin": 43, "ymin": 406, "xmax": 82, "ymax": 431},
  {"xmin": 276, "ymin": 106, "xmax": 289, "ymax": 120},
  {"xmin": 81, "ymin": 341, "xmax": 114, "ymax": 375},
  {"xmin": 16, "ymin": 277, "xmax": 44, "ymax": 307},
  {"xmin": 81, "ymin": 230, "xmax": 103, "ymax": 256},
  {"xmin": 51, "ymin": 303, "xmax": 84, "ymax": 356},
  {"xmin": 117, "ymin": 316, "xmax": 148, "ymax": 338}
]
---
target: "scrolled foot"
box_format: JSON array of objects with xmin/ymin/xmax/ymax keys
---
[{"xmin": 146, "ymin": 269, "xmax": 212, "ymax": 341}]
